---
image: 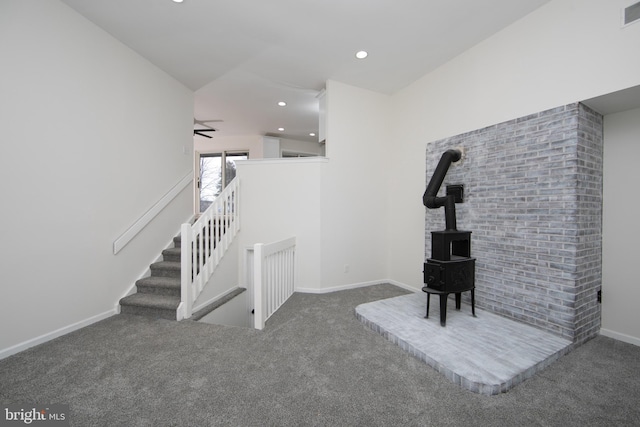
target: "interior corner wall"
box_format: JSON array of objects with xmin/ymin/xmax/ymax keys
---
[
  {"xmin": 387, "ymin": 0, "xmax": 640, "ymax": 293},
  {"xmin": 321, "ymin": 80, "xmax": 391, "ymax": 289},
  {"xmin": 236, "ymin": 80, "xmax": 390, "ymax": 293},
  {"xmin": 0, "ymin": 0, "xmax": 193, "ymax": 355},
  {"xmin": 236, "ymin": 159, "xmax": 325, "ymax": 291},
  {"xmin": 601, "ymin": 107, "xmax": 640, "ymax": 346}
]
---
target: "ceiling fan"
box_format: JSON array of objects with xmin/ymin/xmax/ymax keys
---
[{"xmin": 194, "ymin": 118, "xmax": 223, "ymax": 138}]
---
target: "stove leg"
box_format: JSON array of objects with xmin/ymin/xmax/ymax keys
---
[
  {"xmin": 425, "ymin": 293, "xmax": 430, "ymax": 319},
  {"xmin": 439, "ymin": 294, "xmax": 447, "ymax": 326},
  {"xmin": 471, "ymin": 288, "xmax": 476, "ymax": 317}
]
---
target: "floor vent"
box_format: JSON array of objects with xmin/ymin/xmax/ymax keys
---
[{"xmin": 623, "ymin": 2, "xmax": 640, "ymax": 26}]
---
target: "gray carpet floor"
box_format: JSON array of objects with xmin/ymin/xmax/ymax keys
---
[{"xmin": 1, "ymin": 284, "xmax": 639, "ymax": 426}]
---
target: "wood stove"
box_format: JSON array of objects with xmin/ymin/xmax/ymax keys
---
[{"xmin": 422, "ymin": 149, "xmax": 475, "ymax": 326}]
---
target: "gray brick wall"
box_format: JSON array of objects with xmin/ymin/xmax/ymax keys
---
[{"xmin": 425, "ymin": 103, "xmax": 603, "ymax": 342}]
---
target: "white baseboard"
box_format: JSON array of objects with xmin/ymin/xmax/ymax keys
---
[
  {"xmin": 385, "ymin": 280, "xmax": 421, "ymax": 292},
  {"xmin": 600, "ymin": 328, "xmax": 640, "ymax": 347},
  {"xmin": 296, "ymin": 279, "xmax": 419, "ymax": 294},
  {"xmin": 0, "ymin": 309, "xmax": 118, "ymax": 360}
]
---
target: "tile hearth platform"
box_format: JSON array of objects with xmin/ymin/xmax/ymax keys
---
[{"xmin": 355, "ymin": 292, "xmax": 572, "ymax": 395}]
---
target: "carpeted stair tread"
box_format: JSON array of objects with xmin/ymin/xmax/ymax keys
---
[
  {"xmin": 119, "ymin": 233, "xmax": 186, "ymax": 319},
  {"xmin": 162, "ymin": 247, "xmax": 181, "ymax": 256},
  {"xmin": 174, "ymin": 234, "xmax": 219, "ymax": 245},
  {"xmin": 136, "ymin": 276, "xmax": 180, "ymax": 288},
  {"xmin": 120, "ymin": 224, "xmax": 228, "ymax": 319},
  {"xmin": 164, "ymin": 245, "xmax": 215, "ymax": 263},
  {"xmin": 119, "ymin": 293, "xmax": 180, "ymax": 310},
  {"xmin": 150, "ymin": 261, "xmax": 181, "ymax": 270},
  {"xmin": 149, "ymin": 261, "xmax": 181, "ymax": 278},
  {"xmin": 135, "ymin": 276, "xmax": 181, "ymax": 297}
]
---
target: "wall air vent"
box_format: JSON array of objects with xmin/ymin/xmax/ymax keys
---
[{"xmin": 623, "ymin": 1, "xmax": 640, "ymax": 26}]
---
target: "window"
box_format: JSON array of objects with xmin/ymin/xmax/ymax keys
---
[{"xmin": 198, "ymin": 151, "xmax": 247, "ymax": 213}]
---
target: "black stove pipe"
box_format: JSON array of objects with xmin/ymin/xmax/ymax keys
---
[{"xmin": 423, "ymin": 149, "xmax": 462, "ymax": 230}]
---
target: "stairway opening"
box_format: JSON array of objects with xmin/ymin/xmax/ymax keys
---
[{"xmin": 195, "ymin": 289, "xmax": 252, "ymax": 328}]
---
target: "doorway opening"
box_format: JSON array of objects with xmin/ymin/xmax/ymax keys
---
[{"xmin": 197, "ymin": 151, "xmax": 248, "ymax": 213}]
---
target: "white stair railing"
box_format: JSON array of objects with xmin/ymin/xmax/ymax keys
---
[
  {"xmin": 253, "ymin": 237, "xmax": 296, "ymax": 330},
  {"xmin": 178, "ymin": 178, "xmax": 240, "ymax": 320}
]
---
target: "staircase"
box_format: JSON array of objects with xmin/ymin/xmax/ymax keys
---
[
  {"xmin": 119, "ymin": 235, "xmax": 183, "ymax": 320},
  {"xmin": 119, "ymin": 177, "xmax": 240, "ymax": 321}
]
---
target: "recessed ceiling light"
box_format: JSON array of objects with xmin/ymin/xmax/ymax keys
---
[
  {"xmin": 278, "ymin": 127, "xmax": 285, "ymax": 132},
  {"xmin": 355, "ymin": 50, "xmax": 368, "ymax": 59},
  {"xmin": 172, "ymin": 0, "xmax": 184, "ymax": 3},
  {"xmin": 277, "ymin": 101, "xmax": 287, "ymax": 107},
  {"xmin": 309, "ymin": 133, "xmax": 316, "ymax": 137}
]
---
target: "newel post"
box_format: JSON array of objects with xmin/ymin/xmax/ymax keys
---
[
  {"xmin": 180, "ymin": 223, "xmax": 193, "ymax": 319},
  {"xmin": 253, "ymin": 243, "xmax": 264, "ymax": 330}
]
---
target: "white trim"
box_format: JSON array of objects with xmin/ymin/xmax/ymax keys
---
[
  {"xmin": 113, "ymin": 171, "xmax": 193, "ymax": 254},
  {"xmin": 600, "ymin": 328, "xmax": 640, "ymax": 347},
  {"xmin": 176, "ymin": 302, "xmax": 185, "ymax": 321},
  {"xmin": 191, "ymin": 286, "xmax": 245, "ymax": 314},
  {"xmin": 295, "ymin": 279, "xmax": 419, "ymax": 294},
  {"xmin": 0, "ymin": 309, "xmax": 117, "ymax": 360}
]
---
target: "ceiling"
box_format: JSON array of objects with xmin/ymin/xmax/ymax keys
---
[
  {"xmin": 583, "ymin": 84, "xmax": 640, "ymax": 116},
  {"xmin": 59, "ymin": 0, "xmax": 552, "ymax": 142}
]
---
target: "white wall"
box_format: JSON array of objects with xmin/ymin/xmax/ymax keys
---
[
  {"xmin": 236, "ymin": 80, "xmax": 392, "ymax": 294},
  {"xmin": 321, "ymin": 80, "xmax": 391, "ymax": 289},
  {"xmin": 236, "ymin": 158, "xmax": 325, "ymax": 291},
  {"xmin": 0, "ymin": 0, "xmax": 193, "ymax": 356},
  {"xmin": 387, "ymin": 0, "xmax": 640, "ymax": 292},
  {"xmin": 601, "ymin": 107, "xmax": 640, "ymax": 346},
  {"xmin": 263, "ymin": 137, "xmax": 281, "ymax": 158}
]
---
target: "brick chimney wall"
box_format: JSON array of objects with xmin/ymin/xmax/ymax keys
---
[{"xmin": 425, "ymin": 103, "xmax": 603, "ymax": 343}]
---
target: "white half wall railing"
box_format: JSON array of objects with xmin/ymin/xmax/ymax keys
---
[
  {"xmin": 113, "ymin": 171, "xmax": 193, "ymax": 254},
  {"xmin": 178, "ymin": 177, "xmax": 240, "ymax": 320},
  {"xmin": 253, "ymin": 236, "xmax": 296, "ymax": 330}
]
